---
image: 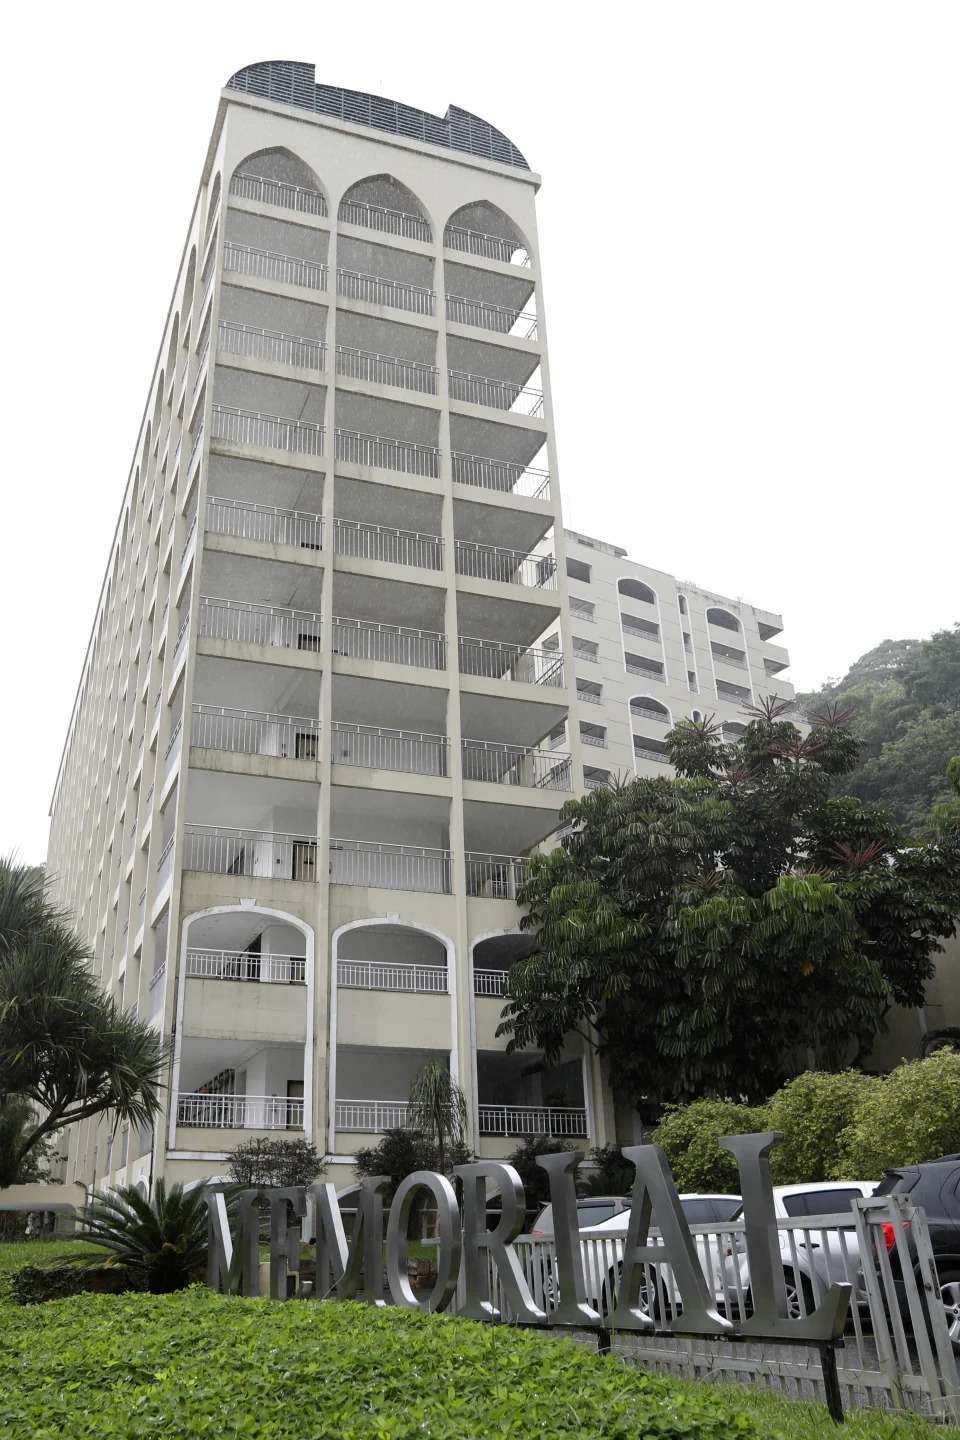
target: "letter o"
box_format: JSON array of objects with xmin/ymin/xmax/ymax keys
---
[{"xmin": 385, "ymin": 1170, "xmax": 462, "ymax": 1312}]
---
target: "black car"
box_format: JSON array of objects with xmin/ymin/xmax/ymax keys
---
[{"xmin": 873, "ymin": 1154, "xmax": 960, "ymax": 1351}]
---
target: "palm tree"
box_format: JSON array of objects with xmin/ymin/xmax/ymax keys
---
[
  {"xmin": 0, "ymin": 858, "xmax": 167, "ymax": 1187},
  {"xmin": 407, "ymin": 1060, "xmax": 468, "ymax": 1174},
  {"xmin": 71, "ymin": 1180, "xmax": 209, "ymax": 1292}
]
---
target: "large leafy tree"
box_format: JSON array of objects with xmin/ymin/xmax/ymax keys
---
[
  {"xmin": 0, "ymin": 859, "xmax": 166, "ymax": 1187},
  {"xmin": 498, "ymin": 704, "xmax": 960, "ymax": 1110}
]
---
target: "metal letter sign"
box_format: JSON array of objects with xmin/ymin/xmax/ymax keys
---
[{"xmin": 204, "ymin": 1132, "xmax": 851, "ymax": 1343}]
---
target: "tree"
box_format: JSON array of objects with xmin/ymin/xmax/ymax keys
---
[
  {"xmin": 498, "ymin": 705, "xmax": 960, "ymax": 1111},
  {"xmin": 505, "ymin": 1136, "xmax": 576, "ymax": 1219},
  {"xmin": 354, "ymin": 1128, "xmax": 440, "ymax": 1195},
  {"xmin": 581, "ymin": 1143, "xmax": 634, "ymax": 1197},
  {"xmin": 652, "ymin": 1102, "xmax": 771, "ymax": 1193},
  {"xmin": 765, "ymin": 1070, "xmax": 882, "ymax": 1184},
  {"xmin": 407, "ymin": 1061, "xmax": 468, "ymax": 1174},
  {"xmin": 227, "ymin": 1137, "xmax": 326, "ymax": 1189},
  {"xmin": 840, "ymin": 1050, "xmax": 960, "ymax": 1178},
  {"xmin": 0, "ymin": 859, "xmax": 167, "ymax": 1187},
  {"xmin": 70, "ymin": 1179, "xmax": 208, "ymax": 1292}
]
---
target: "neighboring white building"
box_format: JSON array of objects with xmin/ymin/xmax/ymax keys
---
[
  {"xmin": 46, "ymin": 63, "xmax": 796, "ymax": 1194},
  {"xmin": 561, "ymin": 529, "xmax": 796, "ymax": 788}
]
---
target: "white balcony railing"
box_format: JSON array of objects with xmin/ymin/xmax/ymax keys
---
[
  {"xmin": 335, "ymin": 1099, "xmax": 410, "ymax": 1132},
  {"xmin": 218, "ymin": 320, "xmax": 327, "ymax": 372},
  {"xmin": 206, "ymin": 496, "xmax": 324, "ymax": 550},
  {"xmin": 331, "ymin": 722, "xmax": 449, "ymax": 776},
  {"xmin": 338, "ymin": 198, "xmax": 431, "ymax": 242},
  {"xmin": 577, "ymin": 688, "xmax": 603, "ymax": 705},
  {"xmin": 474, "ymin": 968, "xmax": 508, "ymax": 996},
  {"xmin": 156, "ymin": 837, "xmax": 175, "ymax": 890},
  {"xmin": 187, "ymin": 426, "xmax": 204, "ymax": 478},
  {"xmin": 185, "ymin": 948, "xmax": 306, "ymax": 983},
  {"xmin": 458, "ymin": 637, "xmax": 563, "ymax": 687},
  {"xmin": 625, "ymin": 660, "xmax": 664, "ymax": 681},
  {"xmin": 334, "ymin": 427, "xmax": 440, "ymax": 477},
  {"xmin": 223, "ymin": 241, "xmax": 328, "ymax": 290},
  {"xmin": 148, "ymin": 962, "xmax": 166, "ymax": 1018},
  {"xmin": 713, "ymin": 650, "xmax": 749, "ymax": 671},
  {"xmin": 580, "ymin": 732, "xmax": 607, "ymax": 749},
  {"xmin": 198, "ymin": 596, "xmax": 322, "ymax": 651},
  {"xmin": 331, "ymin": 616, "xmax": 446, "ymax": 670},
  {"xmin": 452, "ymin": 451, "xmax": 550, "ymax": 500},
  {"xmin": 443, "ymin": 225, "xmax": 530, "ymax": 266},
  {"xmin": 622, "ymin": 621, "xmax": 660, "ymax": 641},
  {"xmin": 191, "ymin": 705, "xmax": 320, "ymax": 759},
  {"xmin": 192, "ymin": 339, "xmax": 209, "ymax": 398},
  {"xmin": 336, "ymin": 345, "xmax": 438, "ymax": 394},
  {"xmin": 171, "ymin": 613, "xmax": 191, "ymax": 669},
  {"xmin": 329, "ymin": 839, "xmax": 453, "ymax": 893},
  {"xmin": 137, "ymin": 888, "xmax": 146, "ymax": 931},
  {"xmin": 337, "ymin": 267, "xmax": 436, "ymax": 316},
  {"xmin": 229, "ymin": 171, "xmax": 328, "ymax": 216},
  {"xmin": 461, "ymin": 739, "xmax": 572, "ymax": 791},
  {"xmin": 177, "ymin": 1093, "xmax": 304, "ymax": 1129},
  {"xmin": 211, "ymin": 405, "xmax": 325, "ymax": 456},
  {"xmin": 180, "ymin": 513, "xmax": 198, "ymax": 565},
  {"xmin": 183, "ymin": 825, "xmax": 320, "ymax": 880},
  {"xmin": 164, "ymin": 717, "xmax": 183, "ymax": 776},
  {"xmin": 464, "ymin": 852, "xmax": 527, "ymax": 900},
  {"xmin": 446, "ymin": 293, "xmax": 538, "ymax": 340},
  {"xmin": 477, "ymin": 1105, "xmax": 588, "ymax": 1137},
  {"xmin": 454, "ymin": 540, "xmax": 556, "ymax": 589},
  {"xmin": 634, "ymin": 745, "xmax": 671, "ymax": 765},
  {"xmin": 336, "ymin": 960, "xmax": 448, "ymax": 993},
  {"xmin": 333, "ymin": 517, "xmax": 442, "ymax": 569},
  {"xmin": 630, "ymin": 705, "xmax": 670, "ymax": 723},
  {"xmin": 448, "ymin": 370, "xmax": 544, "ymax": 416}
]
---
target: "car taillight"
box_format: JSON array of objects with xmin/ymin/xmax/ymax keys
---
[{"xmin": 880, "ymin": 1221, "xmax": 909, "ymax": 1252}]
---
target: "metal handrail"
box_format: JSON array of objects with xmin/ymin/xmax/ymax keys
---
[
  {"xmin": 625, "ymin": 660, "xmax": 664, "ymax": 680},
  {"xmin": 229, "ymin": 171, "xmax": 327, "ymax": 216},
  {"xmin": 183, "ymin": 825, "xmax": 320, "ymax": 880},
  {"xmin": 331, "ymin": 616, "xmax": 446, "ymax": 671},
  {"xmin": 337, "ymin": 267, "xmax": 436, "ymax": 315},
  {"xmin": 336, "ymin": 959, "xmax": 447, "ymax": 993},
  {"xmin": 577, "ymin": 688, "xmax": 603, "ymax": 705},
  {"xmin": 177, "ymin": 1092, "xmax": 304, "ymax": 1129},
  {"xmin": 452, "ymin": 451, "xmax": 550, "ymax": 500},
  {"xmin": 630, "ymin": 704, "xmax": 670, "ymax": 723},
  {"xmin": 212, "ymin": 405, "xmax": 325, "ymax": 456},
  {"xmin": 223, "ymin": 241, "xmax": 328, "ymax": 290},
  {"xmin": 335, "ymin": 1099, "xmax": 411, "ymax": 1132},
  {"xmin": 712, "ymin": 649, "xmax": 749, "ymax": 670},
  {"xmin": 458, "ymin": 636, "xmax": 564, "ymax": 687},
  {"xmin": 454, "ymin": 540, "xmax": 556, "ymax": 589},
  {"xmin": 634, "ymin": 745, "xmax": 671, "ymax": 764},
  {"xmin": 331, "ymin": 722, "xmax": 449, "ymax": 776},
  {"xmin": 191, "ymin": 705, "xmax": 320, "ymax": 758},
  {"xmin": 443, "ymin": 225, "xmax": 530, "ymax": 266},
  {"xmin": 461, "ymin": 738, "xmax": 572, "ymax": 790},
  {"xmin": 172, "ymin": 612, "xmax": 191, "ymax": 666},
  {"xmin": 337, "ymin": 197, "xmax": 431, "ymax": 242},
  {"xmin": 448, "ymin": 370, "xmax": 544, "ymax": 416},
  {"xmin": 148, "ymin": 962, "xmax": 165, "ymax": 1018},
  {"xmin": 474, "ymin": 969, "xmax": 508, "ymax": 996},
  {"xmin": 329, "ymin": 838, "xmax": 452, "ymax": 894},
  {"xmin": 445, "ymin": 293, "xmax": 538, "ymax": 339},
  {"xmin": 185, "ymin": 948, "xmax": 306, "ymax": 983},
  {"xmin": 198, "ymin": 596, "xmax": 322, "ymax": 650},
  {"xmin": 334, "ymin": 427, "xmax": 440, "ymax": 477},
  {"xmin": 333, "ymin": 517, "xmax": 443, "ymax": 569},
  {"xmin": 580, "ymin": 732, "xmax": 607, "ymax": 749},
  {"xmin": 164, "ymin": 717, "xmax": 184, "ymax": 762},
  {"xmin": 206, "ymin": 496, "xmax": 324, "ymax": 549},
  {"xmin": 218, "ymin": 321, "xmax": 327, "ymax": 372},
  {"xmin": 336, "ymin": 345, "xmax": 438, "ymax": 393},
  {"xmin": 477, "ymin": 1105, "xmax": 588, "ymax": 1137},
  {"xmin": 464, "ymin": 851, "xmax": 528, "ymax": 899},
  {"xmin": 180, "ymin": 513, "xmax": 198, "ymax": 564}
]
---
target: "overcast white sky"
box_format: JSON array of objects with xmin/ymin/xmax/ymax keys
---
[{"xmin": 1, "ymin": 1, "xmax": 956, "ymax": 863}]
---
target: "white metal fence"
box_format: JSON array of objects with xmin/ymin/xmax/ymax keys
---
[
  {"xmin": 337, "ymin": 267, "xmax": 436, "ymax": 315},
  {"xmin": 185, "ymin": 948, "xmax": 306, "ymax": 983},
  {"xmin": 218, "ymin": 320, "xmax": 327, "ymax": 371},
  {"xmin": 329, "ymin": 839, "xmax": 452, "ymax": 893},
  {"xmin": 464, "ymin": 852, "xmax": 527, "ymax": 900},
  {"xmin": 198, "ymin": 596, "xmax": 322, "ymax": 650},
  {"xmin": 474, "ymin": 968, "xmax": 508, "ymax": 996},
  {"xmin": 156, "ymin": 837, "xmax": 175, "ymax": 890},
  {"xmin": 443, "ymin": 225, "xmax": 530, "ymax": 266},
  {"xmin": 458, "ymin": 636, "xmax": 563, "ymax": 687},
  {"xmin": 223, "ymin": 242, "xmax": 328, "ymax": 290},
  {"xmin": 338, "ymin": 198, "xmax": 431, "ymax": 242},
  {"xmin": 332, "ymin": 617, "xmax": 446, "ymax": 670},
  {"xmin": 462, "ymin": 739, "xmax": 572, "ymax": 790},
  {"xmin": 445, "ymin": 293, "xmax": 538, "ymax": 339},
  {"xmin": 335, "ymin": 1099, "xmax": 411, "ymax": 1132},
  {"xmin": 183, "ymin": 826, "xmax": 320, "ymax": 880},
  {"xmin": 634, "ymin": 745, "xmax": 671, "ymax": 765},
  {"xmin": 206, "ymin": 496, "xmax": 324, "ymax": 549},
  {"xmin": 333, "ymin": 517, "xmax": 443, "ymax": 569},
  {"xmin": 454, "ymin": 540, "xmax": 556, "ymax": 588},
  {"xmin": 630, "ymin": 704, "xmax": 671, "ymax": 723},
  {"xmin": 452, "ymin": 451, "xmax": 550, "ymax": 500},
  {"xmin": 477, "ymin": 1105, "xmax": 588, "ymax": 1137},
  {"xmin": 448, "ymin": 370, "xmax": 544, "ymax": 416},
  {"xmin": 331, "ymin": 722, "xmax": 449, "ymax": 775},
  {"xmin": 229, "ymin": 171, "xmax": 327, "ymax": 215},
  {"xmin": 148, "ymin": 963, "xmax": 165, "ymax": 1018},
  {"xmin": 625, "ymin": 660, "xmax": 665, "ymax": 681},
  {"xmin": 334, "ymin": 427, "xmax": 440, "ymax": 477},
  {"xmin": 191, "ymin": 705, "xmax": 320, "ymax": 759},
  {"xmin": 336, "ymin": 345, "xmax": 438, "ymax": 393},
  {"xmin": 336, "ymin": 959, "xmax": 448, "ymax": 993},
  {"xmin": 177, "ymin": 1093, "xmax": 304, "ymax": 1129},
  {"xmin": 211, "ymin": 405, "xmax": 325, "ymax": 456}
]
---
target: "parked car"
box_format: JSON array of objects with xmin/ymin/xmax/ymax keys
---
[
  {"xmin": 721, "ymin": 1181, "xmax": 877, "ymax": 1318},
  {"xmin": 872, "ymin": 1154, "xmax": 960, "ymax": 1352},
  {"xmin": 530, "ymin": 1195, "xmax": 632, "ymax": 1238}
]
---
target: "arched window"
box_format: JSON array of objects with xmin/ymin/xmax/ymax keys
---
[
  {"xmin": 444, "ymin": 201, "xmax": 529, "ymax": 265},
  {"xmin": 619, "ymin": 578, "xmax": 656, "ymax": 606},
  {"xmin": 707, "ymin": 606, "xmax": 740, "ymax": 633},
  {"xmin": 230, "ymin": 147, "xmax": 327, "ymax": 216},
  {"xmin": 339, "ymin": 174, "xmax": 431, "ymax": 242},
  {"xmin": 630, "ymin": 696, "xmax": 671, "ymax": 723}
]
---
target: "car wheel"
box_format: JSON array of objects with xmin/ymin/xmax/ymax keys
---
[
  {"xmin": 937, "ymin": 1267, "xmax": 960, "ymax": 1353},
  {"xmin": 783, "ymin": 1267, "xmax": 815, "ymax": 1321}
]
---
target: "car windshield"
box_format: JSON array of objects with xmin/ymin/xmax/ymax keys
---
[
  {"xmin": 780, "ymin": 1188, "xmax": 865, "ymax": 1217},
  {"xmin": 577, "ymin": 1203, "xmax": 618, "ymax": 1226}
]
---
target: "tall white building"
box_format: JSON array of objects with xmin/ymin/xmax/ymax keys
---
[{"xmin": 46, "ymin": 62, "xmax": 795, "ymax": 1193}]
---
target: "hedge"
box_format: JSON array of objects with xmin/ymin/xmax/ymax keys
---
[{"xmin": 0, "ymin": 1289, "xmax": 759, "ymax": 1440}]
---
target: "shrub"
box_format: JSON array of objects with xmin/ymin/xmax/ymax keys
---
[
  {"xmin": 0, "ymin": 1289, "xmax": 761, "ymax": 1439},
  {"xmin": 766, "ymin": 1069, "xmax": 883, "ymax": 1183},
  {"xmin": 652, "ymin": 1101, "xmax": 771, "ymax": 1193},
  {"xmin": 227, "ymin": 1137, "xmax": 326, "ymax": 1188},
  {"xmin": 9, "ymin": 1263, "xmax": 145, "ymax": 1305},
  {"xmin": 582, "ymin": 1142, "xmax": 634, "ymax": 1196},
  {"xmin": 505, "ymin": 1136, "xmax": 577, "ymax": 1218},
  {"xmin": 840, "ymin": 1049, "xmax": 960, "ymax": 1178},
  {"xmin": 70, "ymin": 1180, "xmax": 209, "ymax": 1293},
  {"xmin": 354, "ymin": 1127, "xmax": 441, "ymax": 1195}
]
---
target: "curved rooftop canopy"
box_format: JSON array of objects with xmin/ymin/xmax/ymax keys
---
[{"xmin": 227, "ymin": 62, "xmax": 530, "ymax": 171}]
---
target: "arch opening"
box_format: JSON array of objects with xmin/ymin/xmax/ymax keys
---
[
  {"xmin": 707, "ymin": 606, "xmax": 740, "ymax": 632},
  {"xmin": 339, "ymin": 174, "xmax": 432, "ymax": 242},
  {"xmin": 619, "ymin": 577, "xmax": 657, "ymax": 606},
  {"xmin": 230, "ymin": 147, "xmax": 328, "ymax": 216},
  {"xmin": 630, "ymin": 695, "xmax": 671, "ymax": 723},
  {"xmin": 444, "ymin": 201, "xmax": 529, "ymax": 265}
]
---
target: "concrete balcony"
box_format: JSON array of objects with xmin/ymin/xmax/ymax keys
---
[
  {"xmin": 474, "ymin": 969, "xmax": 507, "ymax": 996},
  {"xmin": 206, "ymin": 496, "xmax": 324, "ymax": 550},
  {"xmin": 338, "ymin": 197, "xmax": 431, "ymax": 243},
  {"xmin": 211, "ymin": 404, "xmax": 325, "ymax": 457},
  {"xmin": 335, "ymin": 1098, "xmax": 410, "ymax": 1132},
  {"xmin": 464, "ymin": 852, "xmax": 527, "ymax": 900},
  {"xmin": 337, "ymin": 959, "xmax": 447, "ymax": 993},
  {"xmin": 448, "ymin": 370, "xmax": 543, "ymax": 416},
  {"xmin": 477, "ymin": 1105, "xmax": 587, "ymax": 1138},
  {"xmin": 331, "ymin": 722, "xmax": 449, "ymax": 776},
  {"xmin": 332, "ymin": 616, "xmax": 445, "ymax": 670},
  {"xmin": 334, "ymin": 428, "xmax": 440, "ymax": 478},
  {"xmin": 633, "ymin": 741, "xmax": 671, "ymax": 766},
  {"xmin": 176, "ymin": 1093, "xmax": 303, "ymax": 1129},
  {"xmin": 218, "ymin": 320, "xmax": 327, "ymax": 373},
  {"xmin": 329, "ymin": 839, "xmax": 452, "ymax": 894},
  {"xmin": 148, "ymin": 962, "xmax": 166, "ymax": 1019},
  {"xmin": 461, "ymin": 739, "xmax": 572, "ymax": 791},
  {"xmin": 445, "ymin": 293, "xmax": 537, "ymax": 340},
  {"xmin": 337, "ymin": 267, "xmax": 435, "ymax": 316},
  {"xmin": 229, "ymin": 169, "xmax": 328, "ymax": 216},
  {"xmin": 452, "ymin": 450, "xmax": 550, "ymax": 501},
  {"xmin": 185, "ymin": 949, "xmax": 305, "ymax": 983},
  {"xmin": 224, "ymin": 242, "xmax": 327, "ymax": 291},
  {"xmin": 443, "ymin": 225, "xmax": 530, "ymax": 267},
  {"xmin": 458, "ymin": 636, "xmax": 563, "ymax": 687},
  {"xmin": 336, "ymin": 345, "xmax": 438, "ymax": 395},
  {"xmin": 183, "ymin": 825, "xmax": 319, "ymax": 880},
  {"xmin": 191, "ymin": 704, "xmax": 320, "ymax": 760},
  {"xmin": 625, "ymin": 655, "xmax": 664, "ymax": 682},
  {"xmin": 454, "ymin": 540, "xmax": 555, "ymax": 589},
  {"xmin": 333, "ymin": 517, "xmax": 442, "ymax": 570},
  {"xmin": 198, "ymin": 596, "xmax": 322, "ymax": 651}
]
